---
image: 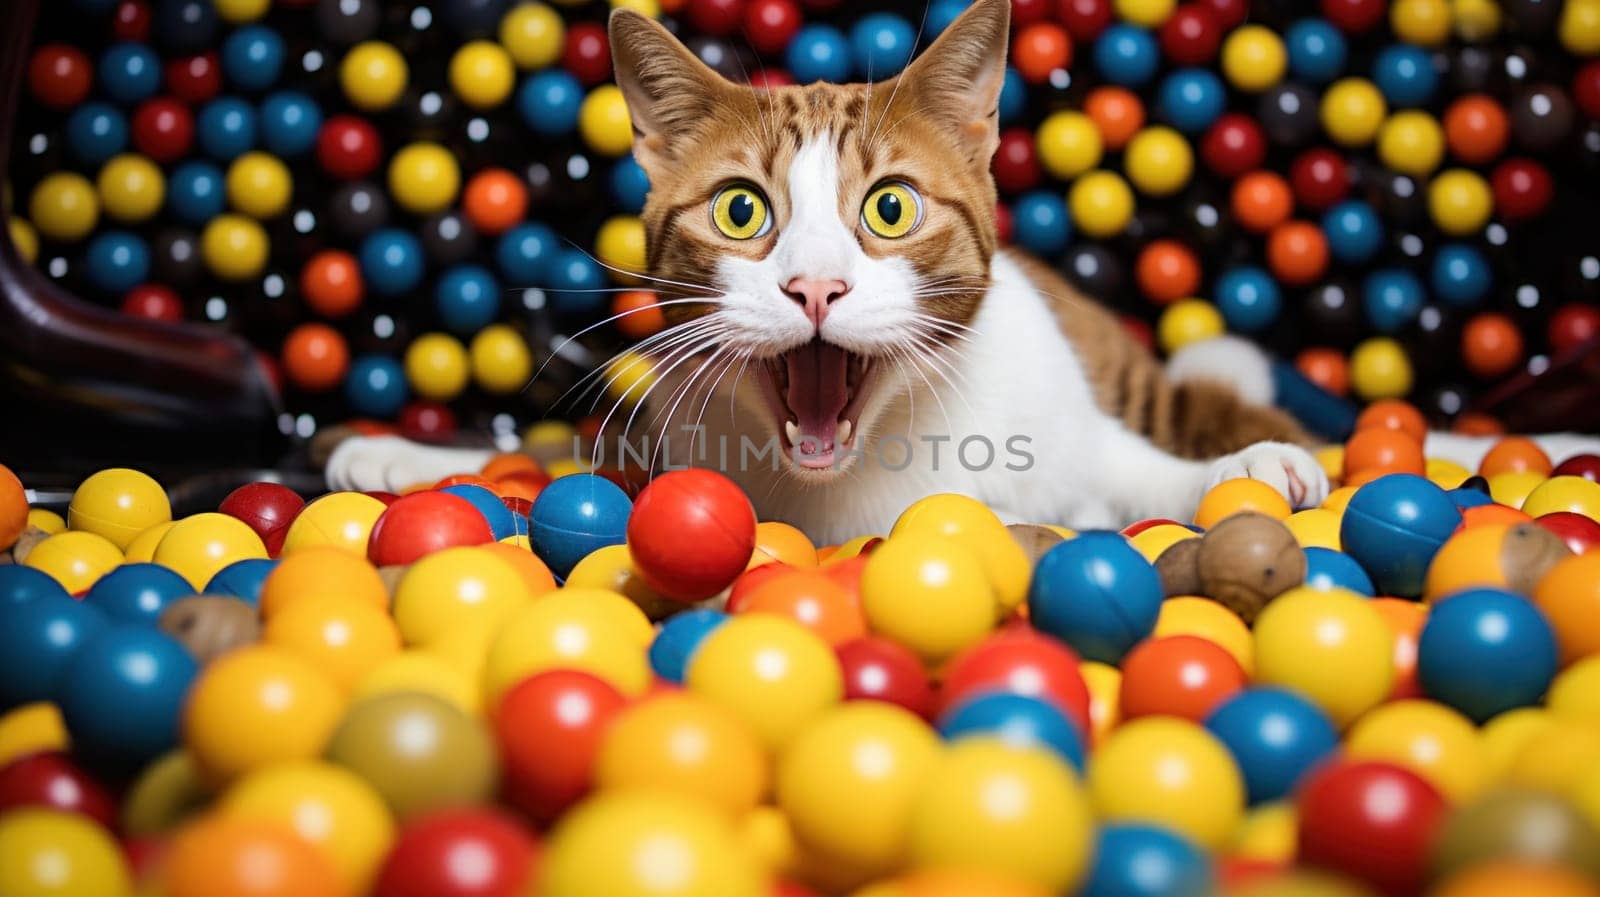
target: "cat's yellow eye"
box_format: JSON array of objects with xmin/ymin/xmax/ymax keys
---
[
  {"xmin": 711, "ymin": 185, "xmax": 772, "ymax": 240},
  {"xmin": 862, "ymin": 182, "xmax": 922, "ymax": 239}
]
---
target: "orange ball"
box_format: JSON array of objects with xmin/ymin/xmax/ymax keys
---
[
  {"xmin": 481, "ymin": 542, "xmax": 557, "ymax": 596},
  {"xmin": 1370, "ymin": 597, "xmax": 1427, "ymax": 700},
  {"xmin": 281, "ymin": 324, "xmax": 350, "ymax": 392},
  {"xmin": 1479, "ymin": 436, "xmax": 1552, "ymax": 477},
  {"xmin": 434, "ymin": 474, "xmax": 500, "ymax": 493},
  {"xmin": 612, "ymin": 290, "xmax": 666, "ymax": 340},
  {"xmin": 1453, "ymin": 413, "xmax": 1504, "ymax": 436},
  {"xmin": 749, "ymin": 521, "xmax": 819, "ymax": 569},
  {"xmin": 259, "ymin": 545, "xmax": 389, "ymax": 618},
  {"xmin": 300, "ymin": 251, "xmax": 363, "ymax": 319},
  {"xmin": 1532, "ymin": 552, "xmax": 1600, "ymax": 667},
  {"xmin": 1135, "ymin": 240, "xmax": 1201, "ymax": 305},
  {"xmin": 1194, "ymin": 478, "xmax": 1292, "ymax": 529},
  {"xmin": 1432, "ymin": 863, "xmax": 1600, "ymax": 897},
  {"xmin": 1012, "ymin": 23, "xmax": 1072, "ymax": 84},
  {"xmin": 1442, "ymin": 95, "xmax": 1510, "ymax": 165},
  {"xmin": 1297, "ymin": 348, "xmax": 1349, "ymax": 397},
  {"xmin": 1230, "ymin": 171, "xmax": 1293, "ymax": 233},
  {"xmin": 1084, "ymin": 87, "xmax": 1145, "ymax": 149},
  {"xmin": 1462, "ymin": 312, "xmax": 1524, "ymax": 379},
  {"xmin": 1355, "ymin": 399, "xmax": 1429, "ymax": 443},
  {"xmin": 1459, "ymin": 504, "xmax": 1533, "ymax": 529},
  {"xmin": 1344, "ymin": 427, "xmax": 1426, "ymax": 479},
  {"xmin": 481, "ymin": 453, "xmax": 541, "ymax": 480},
  {"xmin": 460, "ymin": 168, "xmax": 527, "ymax": 236},
  {"xmin": 1265, "ymin": 220, "xmax": 1329, "ymax": 285},
  {"xmin": 740, "ymin": 569, "xmax": 866, "ymax": 647},
  {"xmin": 160, "ymin": 816, "xmax": 347, "ymax": 897},
  {"xmin": 1118, "ymin": 635, "xmax": 1247, "ymax": 723},
  {"xmin": 0, "ymin": 464, "xmax": 25, "ymax": 552}
]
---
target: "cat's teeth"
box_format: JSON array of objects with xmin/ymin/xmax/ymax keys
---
[
  {"xmin": 785, "ymin": 420, "xmax": 800, "ymax": 445},
  {"xmin": 838, "ymin": 419, "xmax": 853, "ymax": 445}
]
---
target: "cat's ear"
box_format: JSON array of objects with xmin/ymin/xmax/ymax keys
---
[
  {"xmin": 899, "ymin": 0, "xmax": 1011, "ymax": 165},
  {"xmin": 609, "ymin": 10, "xmax": 731, "ymax": 173}
]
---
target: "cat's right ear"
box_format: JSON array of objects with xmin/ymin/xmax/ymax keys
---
[{"xmin": 609, "ymin": 11, "xmax": 730, "ymax": 174}]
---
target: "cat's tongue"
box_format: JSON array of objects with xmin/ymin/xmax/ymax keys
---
[{"xmin": 785, "ymin": 342, "xmax": 849, "ymax": 454}]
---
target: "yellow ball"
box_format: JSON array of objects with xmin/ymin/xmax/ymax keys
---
[
  {"xmin": 685, "ymin": 614, "xmax": 843, "ymax": 751},
  {"xmin": 538, "ymin": 792, "xmax": 767, "ymax": 897},
  {"xmin": 1114, "ymin": 0, "xmax": 1175, "ymax": 27},
  {"xmin": 1427, "ymin": 458, "xmax": 1472, "ymax": 491},
  {"xmin": 1317, "ymin": 445, "xmax": 1345, "ymax": 481},
  {"xmin": 1344, "ymin": 699, "xmax": 1487, "ymax": 803},
  {"xmin": 1252, "ymin": 586, "xmax": 1395, "ymax": 728},
  {"xmin": 0, "ymin": 704, "xmax": 68, "ymax": 768},
  {"xmin": 96, "ymin": 153, "xmax": 165, "ymax": 223},
  {"xmin": 392, "ymin": 546, "xmax": 531, "ymax": 648},
  {"xmin": 890, "ymin": 493, "xmax": 1030, "ymax": 612},
  {"xmin": 1129, "ymin": 523, "xmax": 1199, "ymax": 562},
  {"xmin": 1068, "ymin": 170, "xmax": 1135, "ymax": 238},
  {"xmin": 597, "ymin": 692, "xmax": 768, "ymax": 818},
  {"xmin": 10, "ymin": 217, "xmax": 39, "ymax": 265},
  {"xmin": 470, "ymin": 323, "xmax": 535, "ymax": 394},
  {"xmin": 123, "ymin": 521, "xmax": 175, "ymax": 564},
  {"xmin": 23, "ymin": 531, "xmax": 123, "ymax": 594},
  {"xmin": 1157, "ymin": 299, "xmax": 1225, "ymax": 354},
  {"xmin": 354, "ymin": 650, "xmax": 480, "ymax": 716},
  {"xmin": 1505, "ymin": 718, "xmax": 1600, "ymax": 794},
  {"xmin": 1154, "ymin": 597, "xmax": 1254, "ymax": 675},
  {"xmin": 1429, "ymin": 168, "xmax": 1493, "ymax": 236},
  {"xmin": 449, "ymin": 40, "xmax": 515, "ymax": 109},
  {"xmin": 388, "ymin": 143, "xmax": 460, "ymax": 216},
  {"xmin": 1377, "ymin": 111, "xmax": 1445, "ymax": 177},
  {"xmin": 225, "ymin": 151, "xmax": 292, "ymax": 219},
  {"xmin": 280, "ymin": 491, "xmax": 387, "ymax": 556},
  {"xmin": 1480, "ymin": 707, "xmax": 1550, "ymax": 784},
  {"xmin": 200, "ymin": 213, "xmax": 269, "ymax": 281},
  {"xmin": 1035, "ymin": 111, "xmax": 1103, "ymax": 180},
  {"xmin": 501, "ymin": 2, "xmax": 566, "ymax": 69},
  {"xmin": 1522, "ymin": 475, "xmax": 1600, "ymax": 520},
  {"xmin": 596, "ymin": 214, "xmax": 647, "ymax": 280},
  {"xmin": 29, "ymin": 172, "xmax": 99, "ymax": 242},
  {"xmin": 153, "ymin": 512, "xmax": 268, "ymax": 590},
  {"xmin": 580, "ymin": 85, "xmax": 634, "ymax": 158},
  {"xmin": 1487, "ymin": 471, "xmax": 1546, "ymax": 509},
  {"xmin": 1323, "ymin": 485, "xmax": 1357, "ymax": 514},
  {"xmin": 213, "ymin": 0, "xmax": 269, "ymax": 23},
  {"xmin": 1562, "ymin": 0, "xmax": 1600, "ymax": 54},
  {"xmin": 341, "ymin": 41, "xmax": 409, "ymax": 111},
  {"xmin": 28, "ymin": 509, "xmax": 66, "ymax": 535},
  {"xmin": 861, "ymin": 536, "xmax": 996, "ymax": 665},
  {"xmin": 1221, "ymin": 25, "xmax": 1288, "ymax": 93},
  {"xmin": 183, "ymin": 645, "xmax": 344, "ymax": 784},
  {"xmin": 1392, "ymin": 0, "xmax": 1452, "ymax": 45},
  {"xmin": 909, "ymin": 738, "xmax": 1093, "ymax": 893},
  {"xmin": 0, "ymin": 809, "xmax": 132, "ymax": 897},
  {"xmin": 603, "ymin": 351, "xmax": 657, "ymax": 405},
  {"xmin": 1350, "ymin": 336, "xmax": 1414, "ymax": 400},
  {"xmin": 1231, "ymin": 802, "xmax": 1298, "ymax": 864},
  {"xmin": 1320, "ymin": 78, "xmax": 1388, "ymax": 147},
  {"xmin": 1548, "ymin": 656, "xmax": 1600, "ymax": 720},
  {"xmin": 221, "ymin": 760, "xmax": 396, "ymax": 895},
  {"xmin": 1087, "ymin": 716, "xmax": 1245, "ymax": 850},
  {"xmin": 565, "ymin": 543, "xmax": 676, "ymax": 619},
  {"xmin": 67, "ymin": 467, "xmax": 171, "ymax": 550},
  {"xmin": 610, "ymin": 0, "xmax": 660, "ymax": 13},
  {"xmin": 1452, "ymin": 0, "xmax": 1502, "ymax": 40},
  {"xmin": 404, "ymin": 332, "xmax": 471, "ymax": 400},
  {"xmin": 482, "ymin": 587, "xmax": 653, "ymax": 703},
  {"xmin": 264, "ymin": 598, "xmax": 401, "ymax": 692},
  {"xmin": 777, "ymin": 703, "xmax": 943, "ymax": 877},
  {"xmin": 1284, "ymin": 508, "xmax": 1342, "ymax": 550},
  {"xmin": 1080, "ymin": 661, "xmax": 1122, "ymax": 747},
  {"xmin": 1124, "ymin": 126, "xmax": 1193, "ymax": 197}
]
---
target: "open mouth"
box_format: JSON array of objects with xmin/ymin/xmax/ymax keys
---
[{"xmin": 758, "ymin": 340, "xmax": 879, "ymax": 470}]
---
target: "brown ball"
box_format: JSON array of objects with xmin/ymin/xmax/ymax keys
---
[
  {"xmin": 1196, "ymin": 511, "xmax": 1306, "ymax": 623},
  {"xmin": 158, "ymin": 596, "xmax": 260, "ymax": 664},
  {"xmin": 1007, "ymin": 524, "xmax": 1065, "ymax": 566},
  {"xmin": 1155, "ymin": 537, "xmax": 1204, "ymax": 598},
  {"xmin": 1432, "ymin": 788, "xmax": 1600, "ymax": 882},
  {"xmin": 1501, "ymin": 523, "xmax": 1572, "ymax": 595}
]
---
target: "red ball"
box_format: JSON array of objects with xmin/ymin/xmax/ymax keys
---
[
  {"xmin": 1198, "ymin": 0, "xmax": 1247, "ymax": 28},
  {"xmin": 626, "ymin": 469, "xmax": 757, "ymax": 602},
  {"xmin": 836, "ymin": 636, "xmax": 936, "ymax": 720},
  {"xmin": 1575, "ymin": 61, "xmax": 1600, "ymax": 120},
  {"xmin": 1122, "ymin": 518, "xmax": 1188, "ymax": 537},
  {"xmin": 562, "ymin": 23, "xmax": 612, "ymax": 86},
  {"xmin": 1550, "ymin": 303, "xmax": 1600, "ymax": 355},
  {"xmin": 131, "ymin": 98, "xmax": 195, "ymax": 163},
  {"xmin": 317, "ymin": 115, "xmax": 383, "ymax": 180},
  {"xmin": 1289, "ymin": 147, "xmax": 1350, "ymax": 211},
  {"xmin": 1201, "ymin": 113, "xmax": 1267, "ymax": 179},
  {"xmin": 1057, "ymin": 0, "xmax": 1112, "ymax": 41},
  {"xmin": 1490, "ymin": 158, "xmax": 1553, "ymax": 222},
  {"xmin": 373, "ymin": 809, "xmax": 540, "ymax": 897},
  {"xmin": 494, "ymin": 670, "xmax": 627, "ymax": 823},
  {"xmin": 367, "ymin": 491, "xmax": 494, "ymax": 567},
  {"xmin": 688, "ymin": 0, "xmax": 746, "ymax": 37},
  {"xmin": 366, "ymin": 491, "xmax": 401, "ymax": 506},
  {"xmin": 28, "ymin": 44, "xmax": 93, "ymax": 109},
  {"xmin": 122, "ymin": 284, "xmax": 184, "ymax": 322},
  {"xmin": 399, "ymin": 401, "xmax": 457, "ymax": 444},
  {"xmin": 113, "ymin": 1, "xmax": 153, "ymax": 42},
  {"xmin": 1158, "ymin": 4, "xmax": 1221, "ymax": 66},
  {"xmin": 1011, "ymin": 0, "xmax": 1054, "ymax": 26},
  {"xmin": 164, "ymin": 52, "xmax": 221, "ymax": 104},
  {"xmin": 993, "ymin": 128, "xmax": 1041, "ymax": 194},
  {"xmin": 1297, "ymin": 760, "xmax": 1447, "ymax": 897},
  {"xmin": 1537, "ymin": 512, "xmax": 1600, "ymax": 555},
  {"xmin": 744, "ymin": 0, "xmax": 802, "ymax": 54},
  {"xmin": 219, "ymin": 482, "xmax": 306, "ymax": 556},
  {"xmin": 938, "ymin": 626, "xmax": 1092, "ymax": 736},
  {"xmin": 0, "ymin": 752, "xmax": 117, "ymax": 828},
  {"xmin": 748, "ymin": 69, "xmax": 795, "ymax": 89},
  {"xmin": 995, "ymin": 202, "xmax": 1014, "ymax": 245},
  {"xmin": 1118, "ymin": 635, "xmax": 1246, "ymax": 722},
  {"xmin": 1553, "ymin": 453, "xmax": 1600, "ymax": 482},
  {"xmin": 1321, "ymin": 0, "xmax": 1386, "ymax": 32}
]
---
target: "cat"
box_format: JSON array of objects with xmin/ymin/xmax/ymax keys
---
[{"xmin": 327, "ymin": 0, "xmax": 1596, "ymax": 546}]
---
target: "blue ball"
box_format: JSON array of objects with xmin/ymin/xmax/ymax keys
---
[
  {"xmin": 221, "ymin": 25, "xmax": 285, "ymax": 93},
  {"xmin": 1285, "ymin": 19, "xmax": 1347, "ymax": 85},
  {"xmin": 56, "ymin": 625, "xmax": 197, "ymax": 774},
  {"xmin": 1322, "ymin": 200, "xmax": 1385, "ymax": 265},
  {"xmin": 1158, "ymin": 69, "xmax": 1226, "ymax": 134},
  {"xmin": 1418, "ymin": 588, "xmax": 1559, "ymax": 723},
  {"xmin": 0, "ymin": 596, "xmax": 108, "ymax": 710},
  {"xmin": 529, "ymin": 473, "xmax": 633, "ymax": 578},
  {"xmin": 517, "ymin": 70, "xmax": 583, "ymax": 136},
  {"xmin": 1430, "ymin": 244, "xmax": 1492, "ymax": 308},
  {"xmin": 196, "ymin": 97, "xmax": 258, "ymax": 161},
  {"xmin": 1340, "ymin": 473, "xmax": 1462, "ymax": 598},
  {"xmin": 1204, "ymin": 687, "xmax": 1340, "ymax": 804},
  {"xmin": 1363, "ymin": 268, "xmax": 1426, "ymax": 332},
  {"xmin": 435, "ymin": 264, "xmax": 501, "ymax": 334},
  {"xmin": 65, "ymin": 102, "xmax": 128, "ymax": 166},
  {"xmin": 440, "ymin": 484, "xmax": 519, "ymax": 541},
  {"xmin": 1081, "ymin": 824, "xmax": 1214, "ymax": 897},
  {"xmin": 204, "ymin": 558, "xmax": 278, "ymax": 605},
  {"xmin": 1373, "ymin": 44, "xmax": 1438, "ymax": 108},
  {"xmin": 928, "ymin": 0, "xmax": 972, "ymax": 36},
  {"xmin": 850, "ymin": 13, "xmax": 917, "ymax": 78},
  {"xmin": 1449, "ymin": 487, "xmax": 1495, "ymax": 510},
  {"xmin": 999, "ymin": 67, "xmax": 1026, "ymax": 125},
  {"xmin": 788, "ymin": 25, "xmax": 853, "ymax": 84},
  {"xmin": 167, "ymin": 161, "xmax": 227, "ymax": 225},
  {"xmin": 1094, "ymin": 25, "xmax": 1161, "ymax": 88},
  {"xmin": 344, "ymin": 354, "xmax": 409, "ymax": 417},
  {"xmin": 0, "ymin": 566, "xmax": 72, "ymax": 606},
  {"xmin": 1214, "ymin": 267, "xmax": 1282, "ymax": 333},
  {"xmin": 937, "ymin": 692, "xmax": 1085, "ymax": 771},
  {"xmin": 650, "ymin": 609, "xmax": 729, "ymax": 683},
  {"xmin": 83, "ymin": 563, "xmax": 192, "ymax": 626},
  {"xmin": 1028, "ymin": 531, "xmax": 1164, "ymax": 664},
  {"xmin": 1303, "ymin": 547, "xmax": 1376, "ymax": 596},
  {"xmin": 1012, "ymin": 191, "xmax": 1073, "ymax": 256},
  {"xmin": 99, "ymin": 43, "xmax": 161, "ymax": 104},
  {"xmin": 547, "ymin": 248, "xmax": 607, "ymax": 317},
  {"xmin": 259, "ymin": 91, "xmax": 323, "ymax": 157},
  {"xmin": 609, "ymin": 155, "xmax": 651, "ymax": 213},
  {"xmin": 496, "ymin": 222, "xmax": 559, "ymax": 286},
  {"xmin": 360, "ymin": 228, "xmax": 426, "ymax": 296},
  {"xmin": 83, "ymin": 230, "xmax": 151, "ymax": 295}
]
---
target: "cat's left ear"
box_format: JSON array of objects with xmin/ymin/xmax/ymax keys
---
[
  {"xmin": 609, "ymin": 10, "xmax": 733, "ymax": 174},
  {"xmin": 898, "ymin": 0, "xmax": 1011, "ymax": 166}
]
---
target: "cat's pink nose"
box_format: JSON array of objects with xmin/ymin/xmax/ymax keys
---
[{"xmin": 783, "ymin": 277, "xmax": 851, "ymax": 328}]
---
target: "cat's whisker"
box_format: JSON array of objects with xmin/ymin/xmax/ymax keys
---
[
  {"xmin": 556, "ymin": 317, "xmax": 727, "ymax": 414},
  {"xmin": 582, "ymin": 324, "xmax": 728, "ymax": 417},
  {"xmin": 643, "ymin": 346, "xmax": 734, "ymax": 474},
  {"xmin": 555, "ymin": 239, "xmax": 726, "ymax": 296},
  {"xmin": 593, "ymin": 333, "xmax": 728, "ymax": 468},
  {"xmin": 522, "ymin": 297, "xmax": 724, "ymax": 399}
]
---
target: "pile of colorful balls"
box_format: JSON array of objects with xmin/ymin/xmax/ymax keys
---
[
  {"xmin": 3, "ymin": 396, "xmax": 1600, "ymax": 896},
  {"xmin": 8, "ymin": 0, "xmax": 1600, "ymax": 440}
]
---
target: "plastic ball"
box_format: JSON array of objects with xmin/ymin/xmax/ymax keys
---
[
  {"xmin": 1011, "ymin": 191, "xmax": 1073, "ymax": 256},
  {"xmin": 1205, "ymin": 687, "xmax": 1340, "ymax": 805},
  {"xmin": 183, "ymin": 646, "xmax": 343, "ymax": 783},
  {"xmin": 341, "ymin": 41, "xmax": 408, "ymax": 111},
  {"xmin": 29, "ymin": 172, "xmax": 100, "ymax": 242},
  {"xmin": 56, "ymin": 625, "xmax": 196, "ymax": 774},
  {"xmin": 685, "ymin": 614, "xmax": 841, "ymax": 751},
  {"xmin": 264, "ymin": 597, "xmax": 400, "ymax": 691},
  {"xmin": 158, "ymin": 814, "xmax": 343, "ymax": 897},
  {"xmin": 1153, "ymin": 596, "xmax": 1254, "ymax": 673},
  {"xmin": 1089, "ymin": 716, "xmax": 1245, "ymax": 850},
  {"xmin": 371, "ymin": 808, "xmax": 537, "ymax": 897},
  {"xmin": 579, "ymin": 84, "xmax": 633, "ymax": 157},
  {"xmin": 1375, "ymin": 43, "xmax": 1439, "ymax": 107},
  {"xmin": 96, "ymin": 153, "xmax": 165, "ymax": 223},
  {"xmin": 481, "ymin": 587, "xmax": 651, "ymax": 703},
  {"xmin": 1125, "ymin": 125, "xmax": 1196, "ymax": 195},
  {"xmin": 387, "ymin": 143, "xmax": 460, "ymax": 216},
  {"xmin": 196, "ymin": 97, "xmax": 258, "ymax": 160},
  {"xmin": 1350, "ymin": 336, "xmax": 1414, "ymax": 400},
  {"xmin": 391, "ymin": 545, "xmax": 529, "ymax": 649},
  {"xmin": 200, "ymin": 213, "xmax": 269, "ymax": 280},
  {"xmin": 1378, "ymin": 110, "xmax": 1446, "ymax": 177},
  {"xmin": 221, "ymin": 760, "xmax": 395, "ymax": 894},
  {"xmin": 1285, "ymin": 18, "xmax": 1348, "ymax": 83},
  {"xmin": 0, "ymin": 566, "xmax": 72, "ymax": 607},
  {"xmin": 1029, "ymin": 531, "xmax": 1162, "ymax": 664},
  {"xmin": 325, "ymin": 691, "xmax": 497, "ymax": 820},
  {"xmin": 938, "ymin": 690, "xmax": 1085, "ymax": 771},
  {"xmin": 82, "ymin": 562, "xmax": 190, "ymax": 625},
  {"xmin": 1344, "ymin": 699, "xmax": 1486, "ymax": 803},
  {"xmin": 153, "ymin": 512, "xmax": 268, "ymax": 590},
  {"xmin": 1252, "ymin": 586, "xmax": 1395, "ymax": 727},
  {"xmin": 23, "ymin": 531, "xmax": 124, "ymax": 595},
  {"xmin": 1069, "ymin": 170, "xmax": 1136, "ymax": 237},
  {"xmin": 1296, "ymin": 760, "xmax": 1448, "ymax": 897},
  {"xmin": 218, "ymin": 482, "xmax": 304, "ymax": 556},
  {"xmin": 1417, "ymin": 587, "xmax": 1559, "ymax": 722},
  {"xmin": 1036, "ymin": 111, "xmax": 1104, "ymax": 179},
  {"xmin": 1434, "ymin": 789, "xmax": 1600, "ymax": 885},
  {"xmin": 1321, "ymin": 77, "xmax": 1388, "ymax": 146},
  {"xmin": 1429, "ymin": 168, "xmax": 1494, "ymax": 235},
  {"xmin": 225, "ymin": 151, "xmax": 292, "ymax": 219},
  {"xmin": 1303, "ymin": 546, "xmax": 1376, "ymax": 594},
  {"xmin": 1079, "ymin": 823, "xmax": 1213, "ymax": 897},
  {"xmin": 1095, "ymin": 24, "xmax": 1161, "ymax": 87},
  {"xmin": 1221, "ymin": 25, "xmax": 1287, "ymax": 92},
  {"xmin": 528, "ymin": 473, "xmax": 631, "ymax": 578},
  {"xmin": 160, "ymin": 595, "xmax": 260, "ymax": 665},
  {"xmin": 67, "ymin": 467, "xmax": 170, "ymax": 551},
  {"xmin": 1341, "ymin": 473, "xmax": 1463, "ymax": 596},
  {"xmin": 0, "ymin": 594, "xmax": 109, "ymax": 709},
  {"xmin": 259, "ymin": 91, "xmax": 322, "ymax": 157},
  {"xmin": 1214, "ymin": 266, "xmax": 1282, "ymax": 332},
  {"xmin": 0, "ymin": 809, "xmax": 133, "ymax": 897},
  {"xmin": 1120, "ymin": 634, "xmax": 1247, "ymax": 723},
  {"xmin": 0, "ymin": 751, "xmax": 116, "ymax": 827},
  {"xmin": 1533, "ymin": 553, "xmax": 1600, "ymax": 665},
  {"xmin": 493, "ymin": 668, "xmax": 625, "ymax": 821},
  {"xmin": 29, "ymin": 43, "xmax": 94, "ymax": 109},
  {"xmin": 1157, "ymin": 299, "xmax": 1225, "ymax": 353},
  {"xmin": 540, "ymin": 792, "xmax": 764, "ymax": 897}
]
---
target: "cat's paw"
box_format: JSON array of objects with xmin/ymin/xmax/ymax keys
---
[
  {"xmin": 325, "ymin": 436, "xmax": 494, "ymax": 493},
  {"xmin": 1205, "ymin": 441, "xmax": 1329, "ymax": 510}
]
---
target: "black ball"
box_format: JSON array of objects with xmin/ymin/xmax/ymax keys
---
[
  {"xmin": 1403, "ymin": 305, "xmax": 1461, "ymax": 381},
  {"xmin": 685, "ymin": 37, "xmax": 755, "ymax": 83},
  {"xmin": 315, "ymin": 0, "xmax": 380, "ymax": 44},
  {"xmin": 1504, "ymin": 0, "xmax": 1561, "ymax": 35},
  {"xmin": 151, "ymin": 229, "xmax": 203, "ymax": 287},
  {"xmin": 326, "ymin": 182, "xmax": 391, "ymax": 240},
  {"xmin": 1510, "ymin": 84, "xmax": 1575, "ymax": 152},
  {"xmin": 1257, "ymin": 83, "xmax": 1320, "ymax": 147},
  {"xmin": 155, "ymin": 0, "xmax": 220, "ymax": 54},
  {"xmin": 419, "ymin": 212, "xmax": 480, "ymax": 266},
  {"xmin": 1367, "ymin": 171, "xmax": 1427, "ymax": 227},
  {"xmin": 1303, "ymin": 280, "xmax": 1364, "ymax": 347},
  {"xmin": 1060, "ymin": 244, "xmax": 1124, "ymax": 299},
  {"xmin": 399, "ymin": 88, "xmax": 460, "ymax": 140},
  {"xmin": 1450, "ymin": 46, "xmax": 1500, "ymax": 93},
  {"xmin": 437, "ymin": 0, "xmax": 506, "ymax": 37}
]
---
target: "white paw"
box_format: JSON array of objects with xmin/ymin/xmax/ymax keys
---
[
  {"xmin": 325, "ymin": 436, "xmax": 495, "ymax": 493},
  {"xmin": 1206, "ymin": 441, "xmax": 1329, "ymax": 510}
]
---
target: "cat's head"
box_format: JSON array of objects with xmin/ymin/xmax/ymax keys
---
[{"xmin": 609, "ymin": 0, "xmax": 1009, "ymax": 478}]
